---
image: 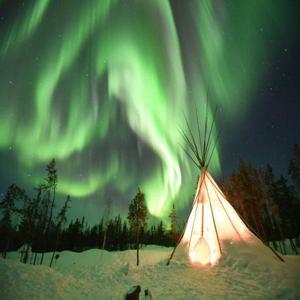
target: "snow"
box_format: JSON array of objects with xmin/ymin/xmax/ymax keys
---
[{"xmin": 0, "ymin": 245, "xmax": 299, "ymax": 299}]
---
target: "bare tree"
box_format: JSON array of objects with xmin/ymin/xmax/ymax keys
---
[{"xmin": 50, "ymin": 195, "xmax": 71, "ymax": 267}]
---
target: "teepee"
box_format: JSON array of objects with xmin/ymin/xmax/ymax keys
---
[{"xmin": 167, "ymin": 105, "xmax": 283, "ymax": 266}]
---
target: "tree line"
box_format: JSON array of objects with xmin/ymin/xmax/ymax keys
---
[
  {"xmin": 0, "ymin": 159, "xmax": 179, "ymax": 266},
  {"xmin": 221, "ymin": 144, "xmax": 300, "ymax": 254},
  {"xmin": 0, "ymin": 145, "xmax": 299, "ymax": 266}
]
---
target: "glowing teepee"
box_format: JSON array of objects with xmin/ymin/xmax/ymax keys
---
[
  {"xmin": 167, "ymin": 105, "xmax": 283, "ymax": 266},
  {"xmin": 174, "ymin": 168, "xmax": 258, "ymax": 265}
]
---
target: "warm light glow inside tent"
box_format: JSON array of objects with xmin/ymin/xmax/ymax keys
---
[{"xmin": 179, "ymin": 171, "xmax": 255, "ymax": 265}]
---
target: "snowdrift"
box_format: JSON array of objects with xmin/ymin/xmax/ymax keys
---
[{"xmin": 0, "ymin": 245, "xmax": 299, "ymax": 299}]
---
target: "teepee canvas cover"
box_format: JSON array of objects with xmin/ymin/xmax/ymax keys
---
[{"xmin": 174, "ymin": 169, "xmax": 258, "ymax": 265}]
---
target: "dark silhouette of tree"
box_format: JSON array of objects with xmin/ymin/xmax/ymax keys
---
[
  {"xmin": 0, "ymin": 185, "xmax": 16, "ymax": 258},
  {"xmin": 45, "ymin": 159, "xmax": 58, "ymax": 239},
  {"xmin": 224, "ymin": 161, "xmax": 268, "ymax": 241},
  {"xmin": 0, "ymin": 184, "xmax": 28, "ymax": 258},
  {"xmin": 147, "ymin": 225, "xmax": 157, "ymax": 245},
  {"xmin": 289, "ymin": 144, "xmax": 300, "ymax": 190},
  {"xmin": 169, "ymin": 204, "xmax": 178, "ymax": 246},
  {"xmin": 97, "ymin": 218, "xmax": 104, "ymax": 249},
  {"xmin": 113, "ymin": 215, "xmax": 122, "ymax": 250},
  {"xmin": 102, "ymin": 198, "xmax": 112, "ymax": 249},
  {"xmin": 127, "ymin": 189, "xmax": 147, "ymax": 266},
  {"xmin": 64, "ymin": 218, "xmax": 84, "ymax": 251},
  {"xmin": 104, "ymin": 215, "xmax": 122, "ymax": 250},
  {"xmin": 38, "ymin": 183, "xmax": 52, "ymax": 265},
  {"xmin": 221, "ymin": 157, "xmax": 300, "ymax": 255},
  {"xmin": 86, "ymin": 223, "xmax": 101, "ymax": 249},
  {"xmin": 47, "ymin": 159, "xmax": 58, "ymax": 222},
  {"xmin": 260, "ymin": 165, "xmax": 289, "ymax": 252},
  {"xmin": 121, "ymin": 220, "xmax": 129, "ymax": 250},
  {"xmin": 31, "ymin": 185, "xmax": 43, "ymax": 265},
  {"xmin": 18, "ymin": 195, "xmax": 35, "ymax": 263},
  {"xmin": 156, "ymin": 221, "xmax": 165, "ymax": 245},
  {"xmin": 272, "ymin": 176, "xmax": 300, "ymax": 254},
  {"xmin": 38, "ymin": 159, "xmax": 58, "ymax": 265}
]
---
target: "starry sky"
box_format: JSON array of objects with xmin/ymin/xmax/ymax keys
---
[{"xmin": 0, "ymin": 0, "xmax": 299, "ymax": 224}]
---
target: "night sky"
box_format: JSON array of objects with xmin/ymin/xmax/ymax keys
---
[{"xmin": 0, "ymin": 0, "xmax": 299, "ymax": 224}]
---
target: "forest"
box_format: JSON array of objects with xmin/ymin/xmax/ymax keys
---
[{"xmin": 0, "ymin": 144, "xmax": 299, "ymax": 266}]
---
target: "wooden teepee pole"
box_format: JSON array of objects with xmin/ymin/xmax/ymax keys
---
[{"xmin": 201, "ymin": 199, "xmax": 204, "ymax": 238}]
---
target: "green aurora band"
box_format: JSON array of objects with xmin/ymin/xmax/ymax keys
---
[{"xmin": 0, "ymin": 1, "xmax": 286, "ymax": 221}]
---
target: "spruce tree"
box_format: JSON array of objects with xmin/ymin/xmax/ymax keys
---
[
  {"xmin": 0, "ymin": 185, "xmax": 15, "ymax": 258},
  {"xmin": 39, "ymin": 159, "xmax": 57, "ymax": 264},
  {"xmin": 121, "ymin": 221, "xmax": 129, "ymax": 250},
  {"xmin": 156, "ymin": 221, "xmax": 165, "ymax": 245},
  {"xmin": 45, "ymin": 159, "xmax": 58, "ymax": 237},
  {"xmin": 289, "ymin": 144, "xmax": 300, "ymax": 190},
  {"xmin": 0, "ymin": 184, "xmax": 27, "ymax": 258},
  {"xmin": 102, "ymin": 198, "xmax": 112, "ymax": 249},
  {"xmin": 39, "ymin": 183, "xmax": 51, "ymax": 265},
  {"xmin": 127, "ymin": 188, "xmax": 147, "ymax": 266},
  {"xmin": 169, "ymin": 204, "xmax": 178, "ymax": 246},
  {"xmin": 18, "ymin": 196, "xmax": 35, "ymax": 263},
  {"xmin": 31, "ymin": 185, "xmax": 43, "ymax": 265}
]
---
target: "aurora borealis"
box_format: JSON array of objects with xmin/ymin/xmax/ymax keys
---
[{"xmin": 0, "ymin": 1, "xmax": 299, "ymax": 223}]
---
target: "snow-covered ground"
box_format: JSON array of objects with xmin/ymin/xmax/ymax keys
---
[{"xmin": 0, "ymin": 245, "xmax": 299, "ymax": 299}]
